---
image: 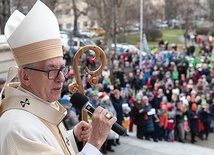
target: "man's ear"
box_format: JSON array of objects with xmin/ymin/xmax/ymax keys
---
[{"xmin": 19, "ymin": 69, "xmax": 30, "ymax": 86}]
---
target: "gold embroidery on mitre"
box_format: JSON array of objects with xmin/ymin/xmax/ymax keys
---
[{"xmin": 12, "ymin": 39, "xmax": 63, "ymax": 66}]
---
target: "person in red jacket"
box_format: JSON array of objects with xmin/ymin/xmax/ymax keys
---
[{"xmin": 159, "ymin": 102, "xmax": 168, "ymax": 141}]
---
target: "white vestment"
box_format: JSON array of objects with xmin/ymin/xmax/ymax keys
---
[{"xmin": 0, "ymin": 84, "xmax": 101, "ymax": 155}]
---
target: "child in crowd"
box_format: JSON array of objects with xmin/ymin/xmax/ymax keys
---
[
  {"xmin": 122, "ymin": 103, "xmax": 131, "ymax": 136},
  {"xmin": 167, "ymin": 118, "xmax": 175, "ymax": 142},
  {"xmin": 153, "ymin": 113, "xmax": 161, "ymax": 142},
  {"xmin": 183, "ymin": 115, "xmax": 190, "ymax": 140},
  {"xmin": 132, "ymin": 95, "xmax": 146, "ymax": 139},
  {"xmin": 175, "ymin": 103, "xmax": 185, "ymax": 143},
  {"xmin": 143, "ymin": 96, "xmax": 155, "ymax": 141},
  {"xmin": 159, "ymin": 102, "xmax": 168, "ymax": 141},
  {"xmin": 188, "ymin": 103, "xmax": 199, "ymax": 144},
  {"xmin": 199, "ymin": 103, "xmax": 211, "ymax": 140}
]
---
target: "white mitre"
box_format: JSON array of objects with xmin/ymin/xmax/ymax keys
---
[{"xmin": 4, "ymin": 0, "xmax": 63, "ymax": 66}]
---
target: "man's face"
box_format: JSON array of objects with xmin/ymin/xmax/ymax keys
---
[
  {"xmin": 22, "ymin": 57, "xmax": 65, "ymax": 102},
  {"xmin": 114, "ymin": 92, "xmax": 120, "ymax": 99}
]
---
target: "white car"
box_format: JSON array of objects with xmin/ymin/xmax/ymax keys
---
[
  {"xmin": 111, "ymin": 43, "xmax": 146, "ymax": 56},
  {"xmin": 79, "ymin": 29, "xmax": 98, "ymax": 38},
  {"xmin": 155, "ymin": 23, "xmax": 168, "ymax": 29},
  {"xmin": 126, "ymin": 25, "xmax": 140, "ymax": 32},
  {"xmin": 60, "ymin": 33, "xmax": 70, "ymax": 49},
  {"xmin": 72, "ymin": 37, "xmax": 97, "ymax": 55}
]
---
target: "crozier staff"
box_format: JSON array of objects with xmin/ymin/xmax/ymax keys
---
[{"xmin": 0, "ymin": 1, "xmax": 116, "ymax": 155}]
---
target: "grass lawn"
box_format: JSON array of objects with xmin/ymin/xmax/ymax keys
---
[
  {"xmin": 161, "ymin": 29, "xmax": 184, "ymax": 44},
  {"xmin": 124, "ymin": 29, "xmax": 185, "ymax": 48},
  {"xmin": 115, "ymin": 29, "xmax": 205, "ymax": 54}
]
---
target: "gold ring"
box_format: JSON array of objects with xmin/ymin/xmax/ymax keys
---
[{"xmin": 105, "ymin": 113, "xmax": 112, "ymax": 120}]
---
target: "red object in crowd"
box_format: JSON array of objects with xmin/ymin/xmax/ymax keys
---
[
  {"xmin": 129, "ymin": 97, "xmax": 136, "ymax": 104},
  {"xmin": 167, "ymin": 121, "xmax": 175, "ymax": 131},
  {"xmin": 197, "ymin": 36, "xmax": 201, "ymax": 44}
]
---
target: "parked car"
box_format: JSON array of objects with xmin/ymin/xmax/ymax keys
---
[
  {"xmin": 79, "ymin": 29, "xmax": 98, "ymax": 38},
  {"xmin": 60, "ymin": 33, "xmax": 70, "ymax": 49},
  {"xmin": 91, "ymin": 28, "xmax": 106, "ymax": 36},
  {"xmin": 126, "ymin": 24, "xmax": 140, "ymax": 32},
  {"xmin": 155, "ymin": 23, "xmax": 168, "ymax": 29},
  {"xmin": 111, "ymin": 43, "xmax": 146, "ymax": 56},
  {"xmin": 72, "ymin": 37, "xmax": 96, "ymax": 49},
  {"xmin": 60, "ymin": 29, "xmax": 95, "ymax": 49},
  {"xmin": 84, "ymin": 26, "xmax": 106, "ymax": 36}
]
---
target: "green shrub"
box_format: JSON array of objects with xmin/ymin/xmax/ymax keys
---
[
  {"xmin": 196, "ymin": 27, "xmax": 214, "ymax": 35},
  {"xmin": 145, "ymin": 28, "xmax": 163, "ymax": 41}
]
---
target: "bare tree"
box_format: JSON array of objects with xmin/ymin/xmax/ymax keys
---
[
  {"xmin": 144, "ymin": 0, "xmax": 164, "ymax": 28},
  {"xmin": 0, "ymin": 0, "xmax": 10, "ymax": 34},
  {"xmin": 165, "ymin": 0, "xmax": 180, "ymax": 21},
  {"xmin": 197, "ymin": 0, "xmax": 214, "ymax": 32},
  {"xmin": 88, "ymin": 0, "xmax": 122, "ymax": 45},
  {"xmin": 84, "ymin": 0, "xmax": 123, "ymax": 68},
  {"xmin": 165, "ymin": 0, "xmax": 201, "ymax": 46},
  {"xmin": 71, "ymin": 0, "xmax": 91, "ymax": 36},
  {"xmin": 0, "ymin": 0, "xmax": 48, "ymax": 34},
  {"xmin": 207, "ymin": 0, "xmax": 214, "ymax": 35},
  {"xmin": 42, "ymin": 0, "xmax": 60, "ymax": 11},
  {"xmin": 180, "ymin": 0, "xmax": 200, "ymax": 46},
  {"xmin": 53, "ymin": 0, "xmax": 91, "ymax": 36}
]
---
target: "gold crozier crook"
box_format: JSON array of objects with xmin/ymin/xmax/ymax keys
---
[{"xmin": 68, "ymin": 45, "xmax": 107, "ymax": 144}]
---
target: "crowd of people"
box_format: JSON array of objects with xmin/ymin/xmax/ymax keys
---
[
  {"xmin": 0, "ymin": 1, "xmax": 117, "ymax": 154},
  {"xmin": 60, "ymin": 35, "xmax": 214, "ymax": 154},
  {"xmin": 1, "ymin": 0, "xmax": 214, "ymax": 154},
  {"xmin": 1, "ymin": 7, "xmax": 213, "ymax": 152}
]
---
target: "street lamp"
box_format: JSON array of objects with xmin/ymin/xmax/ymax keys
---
[
  {"xmin": 139, "ymin": 0, "xmax": 143, "ymax": 68},
  {"xmin": 113, "ymin": 0, "xmax": 117, "ymax": 54}
]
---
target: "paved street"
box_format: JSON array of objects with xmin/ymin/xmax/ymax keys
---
[{"xmin": 106, "ymin": 126, "xmax": 214, "ymax": 155}]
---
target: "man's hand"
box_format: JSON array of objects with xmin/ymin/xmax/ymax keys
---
[
  {"xmin": 73, "ymin": 106, "xmax": 117, "ymax": 150},
  {"xmin": 73, "ymin": 121, "xmax": 92, "ymax": 142},
  {"xmin": 88, "ymin": 106, "xmax": 117, "ymax": 149}
]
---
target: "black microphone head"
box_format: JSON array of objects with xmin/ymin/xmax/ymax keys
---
[
  {"xmin": 70, "ymin": 92, "xmax": 89, "ymax": 110},
  {"xmin": 70, "ymin": 93, "xmax": 126, "ymax": 136}
]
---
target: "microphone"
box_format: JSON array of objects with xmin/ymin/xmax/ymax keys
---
[{"xmin": 70, "ymin": 92, "xmax": 126, "ymax": 136}]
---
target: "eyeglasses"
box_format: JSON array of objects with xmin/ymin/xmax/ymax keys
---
[{"xmin": 24, "ymin": 66, "xmax": 69, "ymax": 80}]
